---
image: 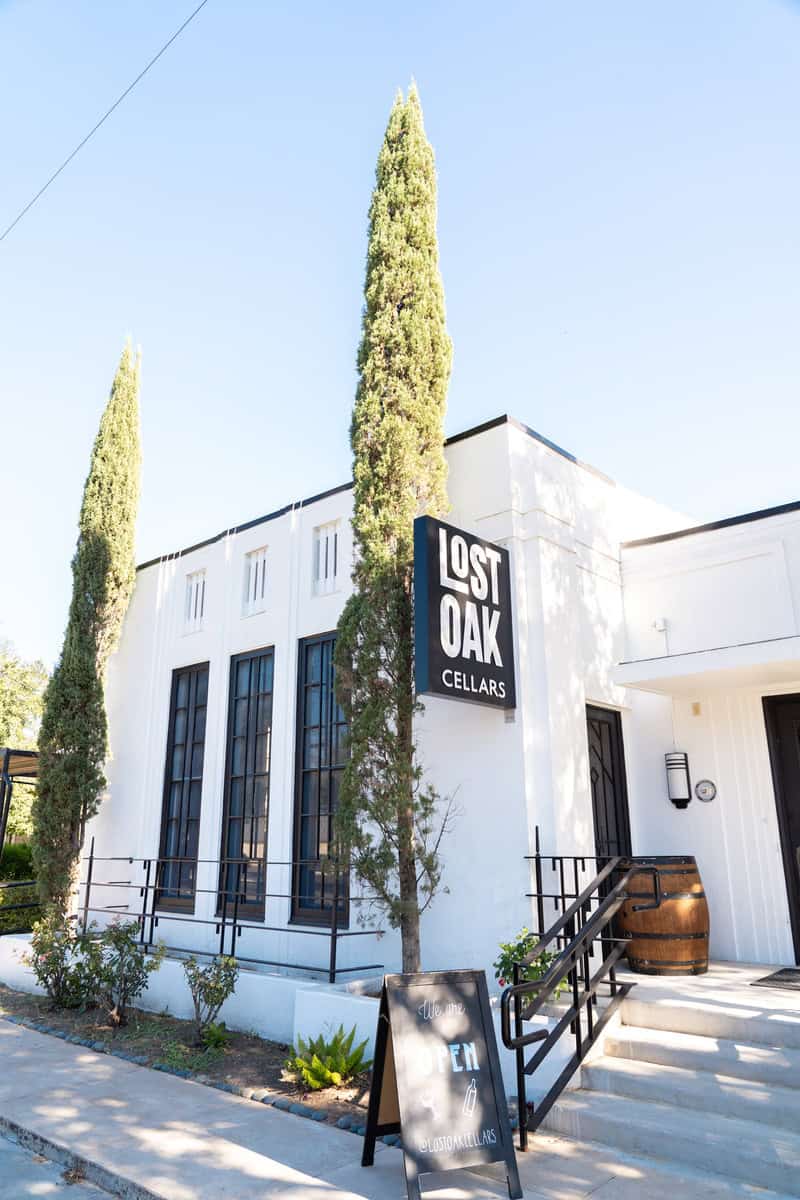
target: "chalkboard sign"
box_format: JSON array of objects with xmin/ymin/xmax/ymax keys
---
[{"xmin": 362, "ymin": 971, "xmax": 522, "ymax": 1200}]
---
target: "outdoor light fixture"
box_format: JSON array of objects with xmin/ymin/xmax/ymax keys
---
[{"xmin": 665, "ymin": 751, "xmax": 691, "ymax": 809}]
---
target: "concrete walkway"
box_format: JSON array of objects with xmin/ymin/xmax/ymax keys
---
[{"xmin": 2, "ymin": 1019, "xmax": 793, "ymax": 1200}]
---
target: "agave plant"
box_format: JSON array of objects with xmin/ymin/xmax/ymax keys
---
[{"xmin": 285, "ymin": 1024, "xmax": 372, "ymax": 1090}]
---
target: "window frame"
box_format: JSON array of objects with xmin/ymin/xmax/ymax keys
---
[
  {"xmin": 184, "ymin": 569, "xmax": 207, "ymax": 633},
  {"xmin": 312, "ymin": 522, "xmax": 341, "ymax": 597},
  {"xmin": 217, "ymin": 645, "xmax": 276, "ymax": 920},
  {"xmin": 156, "ymin": 661, "xmax": 210, "ymax": 914},
  {"xmin": 242, "ymin": 546, "xmax": 269, "ymax": 617},
  {"xmin": 290, "ymin": 631, "xmax": 349, "ymax": 927}
]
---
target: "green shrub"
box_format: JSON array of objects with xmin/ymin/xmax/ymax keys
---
[
  {"xmin": 200, "ymin": 1020, "xmax": 230, "ymax": 1050},
  {"xmin": 285, "ymin": 1024, "xmax": 372, "ymax": 1091},
  {"xmin": 494, "ymin": 927, "xmax": 566, "ymax": 997},
  {"xmin": 183, "ymin": 955, "xmax": 239, "ymax": 1045},
  {"xmin": 99, "ymin": 920, "xmax": 165, "ymax": 1027},
  {"xmin": 0, "ymin": 842, "xmax": 34, "ymax": 881},
  {"xmin": 0, "ymin": 843, "xmax": 39, "ymax": 933},
  {"xmin": 24, "ymin": 911, "xmax": 103, "ymax": 1008}
]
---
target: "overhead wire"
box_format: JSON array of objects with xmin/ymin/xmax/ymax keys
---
[{"xmin": 0, "ymin": 0, "xmax": 212, "ymax": 244}]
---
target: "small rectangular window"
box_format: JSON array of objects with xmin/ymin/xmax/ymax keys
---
[
  {"xmin": 243, "ymin": 547, "xmax": 268, "ymax": 616},
  {"xmin": 184, "ymin": 570, "xmax": 206, "ymax": 632},
  {"xmin": 313, "ymin": 522, "xmax": 340, "ymax": 596}
]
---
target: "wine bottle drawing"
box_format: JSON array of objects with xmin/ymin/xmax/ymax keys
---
[{"xmin": 463, "ymin": 1077, "xmax": 477, "ymax": 1116}]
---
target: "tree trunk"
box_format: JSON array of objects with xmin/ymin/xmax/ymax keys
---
[{"xmin": 397, "ymin": 577, "xmax": 421, "ymax": 974}]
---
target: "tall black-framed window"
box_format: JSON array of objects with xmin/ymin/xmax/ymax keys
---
[
  {"xmin": 292, "ymin": 632, "xmax": 348, "ymax": 924},
  {"xmin": 157, "ymin": 662, "xmax": 209, "ymax": 909},
  {"xmin": 218, "ymin": 647, "xmax": 275, "ymax": 914}
]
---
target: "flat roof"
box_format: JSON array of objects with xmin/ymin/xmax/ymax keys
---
[
  {"xmin": 137, "ymin": 413, "xmax": 609, "ymax": 572},
  {"xmin": 622, "ymin": 498, "xmax": 800, "ymax": 550}
]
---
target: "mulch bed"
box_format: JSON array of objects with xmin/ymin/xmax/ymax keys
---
[{"xmin": 0, "ymin": 981, "xmax": 372, "ymax": 1130}]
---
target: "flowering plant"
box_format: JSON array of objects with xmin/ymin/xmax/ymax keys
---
[{"xmin": 493, "ymin": 927, "xmax": 567, "ymax": 998}]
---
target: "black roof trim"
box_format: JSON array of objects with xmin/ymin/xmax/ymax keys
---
[
  {"xmin": 622, "ymin": 498, "xmax": 800, "ymax": 550},
  {"xmin": 136, "ymin": 481, "xmax": 354, "ymax": 572},
  {"xmin": 136, "ymin": 414, "xmax": 603, "ymax": 572}
]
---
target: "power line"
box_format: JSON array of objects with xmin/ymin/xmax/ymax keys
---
[{"xmin": 0, "ymin": 0, "xmax": 212, "ymax": 244}]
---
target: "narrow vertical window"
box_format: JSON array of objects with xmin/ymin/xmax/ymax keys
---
[
  {"xmin": 218, "ymin": 647, "xmax": 275, "ymax": 914},
  {"xmin": 157, "ymin": 663, "xmax": 209, "ymax": 909},
  {"xmin": 184, "ymin": 570, "xmax": 206, "ymax": 632},
  {"xmin": 312, "ymin": 522, "xmax": 341, "ymax": 596},
  {"xmin": 292, "ymin": 632, "xmax": 348, "ymax": 923},
  {"xmin": 242, "ymin": 547, "xmax": 268, "ymax": 616}
]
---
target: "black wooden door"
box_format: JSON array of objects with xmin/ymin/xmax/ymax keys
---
[
  {"xmin": 586, "ymin": 705, "xmax": 632, "ymax": 861},
  {"xmin": 763, "ymin": 695, "xmax": 800, "ymax": 963}
]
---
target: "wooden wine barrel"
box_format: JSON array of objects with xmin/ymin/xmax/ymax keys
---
[{"xmin": 618, "ymin": 856, "xmax": 709, "ymax": 975}]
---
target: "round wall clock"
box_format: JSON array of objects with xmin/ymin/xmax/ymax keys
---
[{"xmin": 695, "ymin": 779, "xmax": 717, "ymax": 802}]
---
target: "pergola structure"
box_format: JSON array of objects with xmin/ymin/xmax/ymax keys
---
[{"xmin": 0, "ymin": 748, "xmax": 38, "ymax": 858}]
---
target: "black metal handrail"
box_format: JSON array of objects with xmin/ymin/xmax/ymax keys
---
[
  {"xmin": 79, "ymin": 840, "xmax": 384, "ymax": 984},
  {"xmin": 501, "ymin": 851, "xmax": 661, "ymax": 1150},
  {"xmin": 0, "ymin": 878, "xmax": 41, "ymax": 935}
]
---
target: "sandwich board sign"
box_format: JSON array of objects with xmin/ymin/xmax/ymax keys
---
[
  {"xmin": 414, "ymin": 516, "xmax": 516, "ymax": 710},
  {"xmin": 362, "ymin": 970, "xmax": 522, "ymax": 1200}
]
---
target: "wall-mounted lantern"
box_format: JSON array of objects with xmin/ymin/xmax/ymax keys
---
[{"xmin": 665, "ymin": 751, "xmax": 691, "ymax": 809}]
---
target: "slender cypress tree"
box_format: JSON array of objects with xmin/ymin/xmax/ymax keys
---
[
  {"xmin": 335, "ymin": 85, "xmax": 453, "ymax": 973},
  {"xmin": 33, "ymin": 342, "xmax": 141, "ymax": 909}
]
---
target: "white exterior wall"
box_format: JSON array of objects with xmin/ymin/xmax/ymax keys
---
[
  {"xmin": 620, "ymin": 510, "xmax": 800, "ymax": 965},
  {"xmin": 85, "ymin": 416, "xmax": 689, "ymax": 991}
]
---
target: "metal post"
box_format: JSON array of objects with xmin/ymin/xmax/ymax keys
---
[
  {"xmin": 230, "ymin": 862, "xmax": 242, "ymax": 958},
  {"xmin": 328, "ymin": 865, "xmax": 340, "ymax": 984},
  {"xmin": 82, "ymin": 837, "xmax": 95, "ymax": 933},
  {"xmin": 513, "ymin": 960, "xmax": 528, "ymax": 1152},
  {"xmin": 139, "ymin": 860, "xmax": 152, "ymax": 945},
  {"xmin": 534, "ymin": 825, "xmax": 544, "ymax": 937},
  {"xmin": 0, "ymin": 750, "xmax": 11, "ymax": 861},
  {"xmin": 219, "ymin": 864, "xmax": 230, "ymax": 958}
]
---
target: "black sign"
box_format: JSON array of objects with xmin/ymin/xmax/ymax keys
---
[
  {"xmin": 362, "ymin": 971, "xmax": 522, "ymax": 1200},
  {"xmin": 414, "ymin": 516, "xmax": 516, "ymax": 710}
]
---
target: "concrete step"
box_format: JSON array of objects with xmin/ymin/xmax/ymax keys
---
[
  {"xmin": 582, "ymin": 1054, "xmax": 800, "ymax": 1134},
  {"xmin": 605, "ymin": 1024, "xmax": 800, "ymax": 1091},
  {"xmin": 543, "ymin": 1088, "xmax": 800, "ymax": 1196},
  {"xmin": 622, "ymin": 993, "xmax": 800, "ymax": 1050}
]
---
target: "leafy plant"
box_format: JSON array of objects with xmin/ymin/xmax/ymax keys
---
[
  {"xmin": 494, "ymin": 927, "xmax": 566, "ymax": 997},
  {"xmin": 0, "ymin": 845, "xmax": 39, "ymax": 934},
  {"xmin": 24, "ymin": 911, "xmax": 103, "ymax": 1008},
  {"xmin": 183, "ymin": 955, "xmax": 239, "ymax": 1045},
  {"xmin": 0, "ymin": 842, "xmax": 34, "ymax": 881},
  {"xmin": 98, "ymin": 920, "xmax": 164, "ymax": 1027},
  {"xmin": 160, "ymin": 1037, "xmax": 223, "ymax": 1074},
  {"xmin": 200, "ymin": 1020, "xmax": 230, "ymax": 1050},
  {"xmin": 285, "ymin": 1024, "xmax": 372, "ymax": 1091}
]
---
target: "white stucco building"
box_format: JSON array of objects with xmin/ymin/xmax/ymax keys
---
[{"xmin": 77, "ymin": 411, "xmax": 798, "ymax": 1006}]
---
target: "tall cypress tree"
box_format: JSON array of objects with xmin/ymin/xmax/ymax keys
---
[
  {"xmin": 33, "ymin": 342, "xmax": 141, "ymax": 909},
  {"xmin": 335, "ymin": 85, "xmax": 453, "ymax": 973}
]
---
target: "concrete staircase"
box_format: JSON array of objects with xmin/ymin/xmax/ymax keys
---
[{"xmin": 542, "ymin": 985, "xmax": 800, "ymax": 1197}]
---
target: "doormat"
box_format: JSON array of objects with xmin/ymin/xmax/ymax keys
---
[{"xmin": 751, "ymin": 968, "xmax": 800, "ymax": 992}]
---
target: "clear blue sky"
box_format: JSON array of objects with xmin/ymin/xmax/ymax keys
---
[{"xmin": 1, "ymin": 0, "xmax": 799, "ymax": 666}]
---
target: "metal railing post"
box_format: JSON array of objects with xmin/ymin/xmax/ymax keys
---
[
  {"xmin": 230, "ymin": 862, "xmax": 242, "ymax": 958},
  {"xmin": 513, "ymin": 960, "xmax": 528, "ymax": 1152},
  {"xmin": 139, "ymin": 859, "xmax": 151, "ymax": 945},
  {"xmin": 328, "ymin": 865, "xmax": 340, "ymax": 984},
  {"xmin": 534, "ymin": 825, "xmax": 544, "ymax": 937},
  {"xmin": 82, "ymin": 837, "xmax": 95, "ymax": 933}
]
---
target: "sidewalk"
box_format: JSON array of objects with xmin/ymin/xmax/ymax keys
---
[{"xmin": 2, "ymin": 1019, "xmax": 788, "ymax": 1200}]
